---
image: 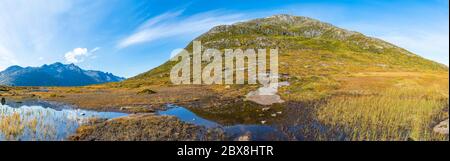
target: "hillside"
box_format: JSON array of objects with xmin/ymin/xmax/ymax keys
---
[
  {"xmin": 112, "ymin": 14, "xmax": 448, "ymax": 140},
  {"xmin": 0, "ymin": 62, "xmax": 124, "ymax": 86},
  {"xmin": 123, "ymin": 14, "xmax": 447, "ymax": 99}
]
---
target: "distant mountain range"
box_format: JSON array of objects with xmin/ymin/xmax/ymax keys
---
[{"xmin": 0, "ymin": 63, "xmax": 125, "ymax": 86}]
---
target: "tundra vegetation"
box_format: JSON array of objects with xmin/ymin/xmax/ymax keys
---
[{"xmin": 1, "ymin": 15, "xmax": 448, "ymax": 141}]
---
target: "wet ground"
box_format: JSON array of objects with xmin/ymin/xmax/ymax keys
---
[
  {"xmin": 1, "ymin": 99, "xmax": 331, "ymax": 141},
  {"xmin": 159, "ymin": 102, "xmax": 330, "ymax": 141},
  {"xmin": 0, "ymin": 101, "xmax": 127, "ymax": 141}
]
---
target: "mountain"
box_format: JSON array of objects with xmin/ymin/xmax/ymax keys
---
[
  {"xmin": 113, "ymin": 14, "xmax": 448, "ymax": 141},
  {"xmin": 0, "ymin": 62, "xmax": 125, "ymax": 86},
  {"xmin": 124, "ymin": 14, "xmax": 447, "ymax": 88}
]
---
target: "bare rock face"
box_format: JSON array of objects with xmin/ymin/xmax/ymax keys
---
[
  {"xmin": 433, "ymin": 119, "xmax": 449, "ymax": 135},
  {"xmin": 245, "ymin": 86, "xmax": 285, "ymax": 106}
]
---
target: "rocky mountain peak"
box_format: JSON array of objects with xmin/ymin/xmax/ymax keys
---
[{"xmin": 0, "ymin": 63, "xmax": 124, "ymax": 86}]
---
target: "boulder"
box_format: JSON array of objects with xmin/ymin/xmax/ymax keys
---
[
  {"xmin": 246, "ymin": 94, "xmax": 285, "ymax": 106},
  {"xmin": 278, "ymin": 81, "xmax": 290, "ymax": 87},
  {"xmin": 433, "ymin": 119, "xmax": 449, "ymax": 135},
  {"xmin": 245, "ymin": 86, "xmax": 285, "ymax": 106},
  {"xmin": 237, "ymin": 132, "xmax": 252, "ymax": 141}
]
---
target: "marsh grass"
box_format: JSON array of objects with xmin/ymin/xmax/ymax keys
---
[
  {"xmin": 0, "ymin": 105, "xmax": 125, "ymax": 141},
  {"xmin": 317, "ymin": 87, "xmax": 449, "ymax": 141},
  {"xmin": 0, "ymin": 106, "xmax": 60, "ymax": 141},
  {"xmin": 0, "ymin": 113, "xmax": 25, "ymax": 140}
]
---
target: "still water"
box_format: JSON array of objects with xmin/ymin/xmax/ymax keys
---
[
  {"xmin": 1, "ymin": 101, "xmax": 308, "ymax": 141},
  {"xmin": 158, "ymin": 104, "xmax": 289, "ymax": 141},
  {"xmin": 0, "ymin": 102, "xmax": 127, "ymax": 141}
]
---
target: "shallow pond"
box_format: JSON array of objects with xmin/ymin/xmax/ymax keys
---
[
  {"xmin": 0, "ymin": 101, "xmax": 127, "ymax": 141},
  {"xmin": 1, "ymin": 100, "xmax": 322, "ymax": 141},
  {"xmin": 158, "ymin": 105, "xmax": 289, "ymax": 141}
]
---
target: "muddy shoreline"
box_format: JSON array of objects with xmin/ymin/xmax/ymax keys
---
[
  {"xmin": 2, "ymin": 82, "xmax": 448, "ymax": 141},
  {"xmin": 1, "ymin": 93, "xmax": 330, "ymax": 141}
]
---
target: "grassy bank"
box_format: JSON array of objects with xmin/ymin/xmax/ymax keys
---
[
  {"xmin": 317, "ymin": 87, "xmax": 448, "ymax": 141},
  {"xmin": 69, "ymin": 114, "xmax": 226, "ymax": 141}
]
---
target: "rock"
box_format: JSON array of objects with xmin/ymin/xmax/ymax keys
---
[
  {"xmin": 277, "ymin": 81, "xmax": 290, "ymax": 87},
  {"xmin": 245, "ymin": 86, "xmax": 285, "ymax": 106},
  {"xmin": 261, "ymin": 121, "xmax": 267, "ymax": 124},
  {"xmin": 237, "ymin": 132, "xmax": 251, "ymax": 141},
  {"xmin": 277, "ymin": 111, "xmax": 282, "ymax": 114},
  {"xmin": 246, "ymin": 95, "xmax": 285, "ymax": 106},
  {"xmin": 262, "ymin": 107, "xmax": 271, "ymax": 112},
  {"xmin": 271, "ymin": 114, "xmax": 277, "ymax": 117},
  {"xmin": 433, "ymin": 119, "xmax": 449, "ymax": 135},
  {"xmin": 1, "ymin": 97, "xmax": 5, "ymax": 105}
]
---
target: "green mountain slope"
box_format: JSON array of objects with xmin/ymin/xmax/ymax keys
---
[{"xmin": 123, "ymin": 14, "xmax": 447, "ymax": 90}]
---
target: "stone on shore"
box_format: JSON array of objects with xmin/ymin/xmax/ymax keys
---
[
  {"xmin": 433, "ymin": 119, "xmax": 449, "ymax": 135},
  {"xmin": 245, "ymin": 86, "xmax": 285, "ymax": 106}
]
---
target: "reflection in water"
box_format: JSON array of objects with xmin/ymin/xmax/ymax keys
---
[
  {"xmin": 158, "ymin": 105, "xmax": 218, "ymax": 128},
  {"xmin": 158, "ymin": 105, "xmax": 289, "ymax": 141},
  {"xmin": 0, "ymin": 104, "xmax": 127, "ymax": 141},
  {"xmin": 1, "ymin": 102, "xmax": 326, "ymax": 141}
]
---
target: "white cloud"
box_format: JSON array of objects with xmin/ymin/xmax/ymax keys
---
[
  {"xmin": 118, "ymin": 10, "xmax": 245, "ymax": 48},
  {"xmin": 64, "ymin": 47, "xmax": 99, "ymax": 64},
  {"xmin": 65, "ymin": 48, "xmax": 88, "ymax": 63}
]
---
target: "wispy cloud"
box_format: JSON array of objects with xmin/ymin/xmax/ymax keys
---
[{"xmin": 117, "ymin": 10, "xmax": 245, "ymax": 48}]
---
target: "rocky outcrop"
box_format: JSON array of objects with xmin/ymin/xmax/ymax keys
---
[{"xmin": 433, "ymin": 119, "xmax": 449, "ymax": 135}]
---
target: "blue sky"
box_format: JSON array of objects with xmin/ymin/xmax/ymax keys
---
[{"xmin": 0, "ymin": 0, "xmax": 448, "ymax": 77}]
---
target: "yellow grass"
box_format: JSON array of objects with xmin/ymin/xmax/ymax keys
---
[
  {"xmin": 0, "ymin": 113, "xmax": 25, "ymax": 140},
  {"xmin": 317, "ymin": 87, "xmax": 448, "ymax": 141}
]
